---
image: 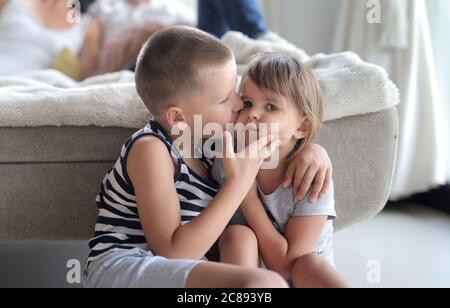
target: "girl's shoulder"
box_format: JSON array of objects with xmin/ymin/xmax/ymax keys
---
[{"xmin": 293, "ymin": 180, "xmax": 336, "ymax": 220}]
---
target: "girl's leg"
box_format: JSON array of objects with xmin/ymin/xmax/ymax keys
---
[
  {"xmin": 291, "ymin": 253, "xmax": 350, "ymax": 288},
  {"xmin": 185, "ymin": 261, "xmax": 288, "ymax": 288},
  {"xmin": 219, "ymin": 225, "xmax": 260, "ymax": 268}
]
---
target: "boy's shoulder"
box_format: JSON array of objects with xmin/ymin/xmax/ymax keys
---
[
  {"xmin": 126, "ymin": 134, "xmax": 175, "ymax": 184},
  {"xmin": 128, "ymin": 134, "xmax": 170, "ymax": 163}
]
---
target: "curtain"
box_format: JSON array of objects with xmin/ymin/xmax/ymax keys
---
[
  {"xmin": 427, "ymin": 0, "xmax": 450, "ymax": 183},
  {"xmin": 334, "ymin": 0, "xmax": 449, "ymax": 200}
]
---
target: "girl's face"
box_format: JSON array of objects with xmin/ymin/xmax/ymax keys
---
[{"xmin": 237, "ymin": 77, "xmax": 308, "ymax": 154}]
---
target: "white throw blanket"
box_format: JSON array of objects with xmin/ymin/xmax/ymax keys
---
[
  {"xmin": 0, "ymin": 32, "xmax": 399, "ymax": 128},
  {"xmin": 223, "ymin": 31, "xmax": 399, "ymax": 122}
]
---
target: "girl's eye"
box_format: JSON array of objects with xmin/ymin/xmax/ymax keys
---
[
  {"xmin": 243, "ymin": 101, "xmax": 252, "ymax": 108},
  {"xmin": 266, "ymin": 104, "xmax": 278, "ymax": 111}
]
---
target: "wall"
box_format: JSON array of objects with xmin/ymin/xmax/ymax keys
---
[{"xmin": 260, "ymin": 0, "xmax": 342, "ymax": 55}]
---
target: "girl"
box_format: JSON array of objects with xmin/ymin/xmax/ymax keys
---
[{"xmin": 219, "ymin": 53, "xmax": 350, "ymax": 288}]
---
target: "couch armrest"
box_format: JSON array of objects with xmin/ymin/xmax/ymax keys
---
[{"xmin": 317, "ymin": 108, "xmax": 399, "ymax": 231}]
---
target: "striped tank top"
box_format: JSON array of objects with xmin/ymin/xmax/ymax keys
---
[{"xmin": 86, "ymin": 119, "xmax": 220, "ymax": 267}]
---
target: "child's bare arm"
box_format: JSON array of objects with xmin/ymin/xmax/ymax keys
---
[
  {"xmin": 241, "ymin": 193, "xmax": 326, "ymax": 279},
  {"xmin": 128, "ymin": 133, "xmax": 278, "ymax": 260}
]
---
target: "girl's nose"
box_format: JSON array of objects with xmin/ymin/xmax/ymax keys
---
[{"xmin": 248, "ymin": 111, "xmax": 260, "ymax": 121}]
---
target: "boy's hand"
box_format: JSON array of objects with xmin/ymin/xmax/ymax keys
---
[
  {"xmin": 283, "ymin": 143, "xmax": 332, "ymax": 203},
  {"xmin": 222, "ymin": 132, "xmax": 280, "ymax": 194}
]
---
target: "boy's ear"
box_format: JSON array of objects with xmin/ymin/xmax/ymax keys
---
[
  {"xmin": 294, "ymin": 117, "xmax": 310, "ymax": 140},
  {"xmin": 166, "ymin": 107, "xmax": 187, "ymax": 130}
]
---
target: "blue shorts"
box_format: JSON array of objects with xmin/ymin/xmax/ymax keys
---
[{"xmin": 83, "ymin": 248, "xmax": 204, "ymax": 288}]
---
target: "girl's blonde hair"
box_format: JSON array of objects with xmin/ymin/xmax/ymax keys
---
[{"xmin": 243, "ymin": 52, "xmax": 323, "ymax": 155}]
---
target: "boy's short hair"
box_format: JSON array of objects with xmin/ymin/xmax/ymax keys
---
[
  {"xmin": 135, "ymin": 26, "xmax": 234, "ymax": 115},
  {"xmin": 243, "ymin": 52, "xmax": 323, "ymax": 152}
]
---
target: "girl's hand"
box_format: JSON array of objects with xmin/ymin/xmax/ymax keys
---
[
  {"xmin": 222, "ymin": 131, "xmax": 280, "ymax": 194},
  {"xmin": 283, "ymin": 143, "xmax": 332, "ymax": 203}
]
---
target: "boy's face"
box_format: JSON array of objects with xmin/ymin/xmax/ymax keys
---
[
  {"xmin": 237, "ymin": 77, "xmax": 306, "ymax": 149},
  {"xmin": 183, "ymin": 60, "xmax": 243, "ymax": 137}
]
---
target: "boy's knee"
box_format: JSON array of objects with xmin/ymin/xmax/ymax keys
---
[{"xmin": 219, "ymin": 225, "xmax": 257, "ymax": 249}]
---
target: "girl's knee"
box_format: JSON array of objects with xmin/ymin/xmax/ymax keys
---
[{"xmin": 292, "ymin": 253, "xmax": 325, "ymax": 274}]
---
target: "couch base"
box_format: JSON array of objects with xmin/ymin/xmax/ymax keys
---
[{"xmin": 0, "ymin": 108, "xmax": 398, "ymax": 241}]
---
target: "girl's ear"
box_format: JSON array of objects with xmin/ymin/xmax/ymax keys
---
[
  {"xmin": 165, "ymin": 107, "xmax": 188, "ymax": 130},
  {"xmin": 294, "ymin": 117, "xmax": 310, "ymax": 140}
]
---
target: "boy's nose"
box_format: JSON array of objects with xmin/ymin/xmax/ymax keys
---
[{"xmin": 232, "ymin": 95, "xmax": 244, "ymax": 113}]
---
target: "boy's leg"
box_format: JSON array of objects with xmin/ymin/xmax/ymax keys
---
[
  {"xmin": 84, "ymin": 247, "xmax": 286, "ymax": 288},
  {"xmin": 83, "ymin": 249, "xmax": 205, "ymax": 288},
  {"xmin": 291, "ymin": 253, "xmax": 350, "ymax": 288},
  {"xmin": 186, "ymin": 262, "xmax": 288, "ymax": 288},
  {"xmin": 219, "ymin": 225, "xmax": 260, "ymax": 268}
]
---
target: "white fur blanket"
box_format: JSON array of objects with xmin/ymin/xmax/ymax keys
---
[
  {"xmin": 0, "ymin": 32, "xmax": 399, "ymax": 128},
  {"xmin": 223, "ymin": 31, "xmax": 400, "ymax": 122}
]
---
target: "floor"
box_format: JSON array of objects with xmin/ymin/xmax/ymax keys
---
[
  {"xmin": 334, "ymin": 203, "xmax": 450, "ymax": 288},
  {"xmin": 1, "ymin": 203, "xmax": 449, "ymax": 288}
]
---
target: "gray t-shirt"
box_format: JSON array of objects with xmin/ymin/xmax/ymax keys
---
[
  {"xmin": 257, "ymin": 182, "xmax": 336, "ymax": 266},
  {"xmin": 211, "ymin": 157, "xmax": 337, "ymax": 266}
]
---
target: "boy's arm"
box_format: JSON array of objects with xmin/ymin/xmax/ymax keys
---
[
  {"xmin": 128, "ymin": 133, "xmax": 278, "ymax": 260},
  {"xmin": 284, "ymin": 143, "xmax": 332, "ymax": 203},
  {"xmin": 241, "ymin": 191, "xmax": 326, "ymax": 279}
]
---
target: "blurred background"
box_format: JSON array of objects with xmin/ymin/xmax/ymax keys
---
[{"xmin": 0, "ymin": 0, "xmax": 448, "ymax": 288}]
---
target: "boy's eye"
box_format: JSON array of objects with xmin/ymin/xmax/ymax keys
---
[
  {"xmin": 243, "ymin": 101, "xmax": 253, "ymax": 108},
  {"xmin": 266, "ymin": 104, "xmax": 278, "ymax": 111}
]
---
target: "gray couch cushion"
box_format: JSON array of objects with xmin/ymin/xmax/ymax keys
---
[{"xmin": 0, "ymin": 126, "xmax": 135, "ymax": 163}]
